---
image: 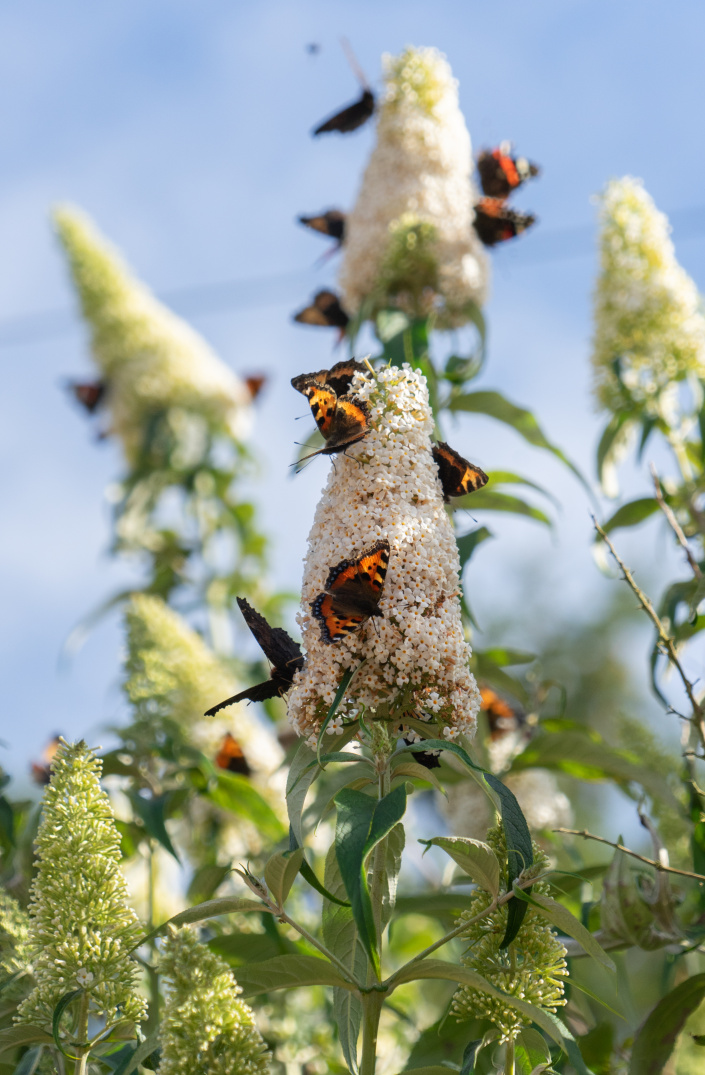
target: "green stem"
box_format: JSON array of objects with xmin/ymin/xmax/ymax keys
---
[
  {"xmin": 279, "ymin": 911, "xmax": 363, "ymax": 988},
  {"xmin": 145, "ymin": 840, "xmax": 160, "ymax": 1035},
  {"xmin": 73, "ymin": 992, "xmax": 90, "ymax": 1075},
  {"xmin": 360, "ymin": 990, "xmax": 384, "ymax": 1075},
  {"xmin": 504, "ymin": 1038, "xmax": 515, "ymax": 1075}
]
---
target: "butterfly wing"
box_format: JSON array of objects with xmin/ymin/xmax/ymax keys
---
[
  {"xmin": 321, "ymin": 396, "xmax": 370, "ymax": 453},
  {"xmin": 299, "ymin": 383, "xmax": 339, "ymax": 438},
  {"xmin": 312, "ymin": 540, "xmax": 390, "ymax": 643},
  {"xmin": 204, "ymin": 678, "xmax": 282, "ymax": 717},
  {"xmin": 298, "ymin": 210, "xmax": 346, "ymax": 241},
  {"xmin": 324, "ymin": 358, "xmax": 367, "ymax": 397},
  {"xmin": 433, "ymin": 443, "xmax": 489, "ymax": 501},
  {"xmin": 215, "ymin": 733, "xmax": 252, "ymax": 777},
  {"xmin": 70, "ymin": 381, "xmax": 106, "ymax": 414},
  {"xmin": 236, "ymin": 597, "xmax": 304, "ymax": 679},
  {"xmin": 473, "ymin": 199, "xmax": 536, "ymax": 247},
  {"xmin": 313, "ymin": 89, "xmax": 375, "ymax": 135},
  {"xmin": 293, "ymin": 290, "xmax": 349, "ymax": 329}
]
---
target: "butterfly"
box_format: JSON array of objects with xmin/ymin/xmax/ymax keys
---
[
  {"xmin": 311, "ymin": 540, "xmax": 390, "ymax": 643},
  {"xmin": 214, "ymin": 732, "xmax": 252, "ymax": 777},
  {"xmin": 477, "ymin": 144, "xmax": 540, "ymax": 199},
  {"xmin": 293, "ymin": 290, "xmax": 350, "ymax": 329},
  {"xmin": 294, "ymin": 383, "xmax": 371, "ymax": 462},
  {"xmin": 67, "ymin": 380, "xmax": 106, "ymax": 414},
  {"xmin": 298, "ymin": 209, "xmax": 346, "ymax": 243},
  {"xmin": 480, "ymin": 686, "xmax": 528, "ymax": 741},
  {"xmin": 244, "ymin": 374, "xmax": 267, "ymax": 401},
  {"xmin": 473, "ymin": 198, "xmax": 536, "ymax": 246},
  {"xmin": 291, "ymin": 358, "xmax": 366, "ymax": 399},
  {"xmin": 30, "ymin": 734, "xmax": 62, "ymax": 785},
  {"xmin": 204, "ymin": 598, "xmax": 304, "ymax": 716},
  {"xmin": 313, "ymin": 88, "xmax": 375, "ymax": 135},
  {"xmin": 432, "ymin": 442, "xmax": 489, "ymax": 501},
  {"xmin": 400, "ymin": 729, "xmax": 442, "ymax": 770}
]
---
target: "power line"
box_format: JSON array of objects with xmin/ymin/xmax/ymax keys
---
[{"xmin": 1, "ymin": 207, "xmax": 704, "ymax": 348}]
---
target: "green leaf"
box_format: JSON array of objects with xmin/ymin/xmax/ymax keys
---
[
  {"xmin": 394, "ymin": 892, "xmax": 480, "ymax": 923},
  {"xmin": 322, "ymin": 845, "xmax": 366, "ymax": 1073},
  {"xmin": 317, "ymin": 665, "xmax": 361, "ymax": 761},
  {"xmin": 456, "ymin": 527, "xmax": 493, "ymax": 573},
  {"xmin": 600, "ymin": 497, "xmax": 659, "ymax": 536},
  {"xmin": 208, "ymin": 931, "xmax": 294, "ymax": 965},
  {"xmin": 112, "ymin": 1034, "xmax": 159, "ymax": 1075},
  {"xmin": 288, "ymin": 827, "xmax": 351, "ymax": 907},
  {"xmin": 451, "ymin": 489, "xmax": 552, "ymax": 528},
  {"xmin": 390, "ymin": 761, "xmax": 446, "ymax": 795},
  {"xmin": 378, "ymin": 823, "xmax": 405, "ymax": 932},
  {"xmin": 511, "ymin": 887, "xmax": 615, "ymax": 972},
  {"xmin": 52, "ymin": 989, "xmax": 83, "ymax": 1059},
  {"xmin": 476, "ymin": 647, "xmax": 536, "ymax": 668},
  {"xmin": 448, "ymin": 390, "xmax": 586, "ymax": 489},
  {"xmin": 127, "ymin": 792, "xmax": 180, "ymax": 862},
  {"xmin": 264, "ymin": 848, "xmax": 305, "ymax": 907},
  {"xmin": 516, "ymin": 1028, "xmax": 551, "ymax": 1075},
  {"xmin": 0, "ymin": 797, "xmax": 15, "ymax": 848},
  {"xmin": 134, "ymin": 896, "xmax": 267, "ymax": 949},
  {"xmin": 186, "ymin": 864, "xmax": 231, "ymax": 903},
  {"xmin": 235, "ymin": 954, "xmax": 357, "ymax": 997},
  {"xmin": 286, "ymin": 740, "xmax": 319, "ymax": 847},
  {"xmin": 0, "ymin": 1029, "xmax": 53, "ymax": 1057},
  {"xmin": 420, "ymin": 837, "xmax": 500, "ymax": 898},
  {"xmin": 596, "ymin": 413, "xmax": 635, "ymax": 490},
  {"xmin": 629, "ymin": 972, "xmax": 705, "ymax": 1075},
  {"xmin": 334, "ymin": 784, "xmax": 408, "ymax": 975},
  {"xmin": 205, "ymin": 771, "xmax": 285, "ymax": 843},
  {"xmin": 486, "ymin": 470, "xmax": 559, "ymax": 506},
  {"xmin": 11, "ymin": 1047, "xmax": 43, "ymax": 1075},
  {"xmin": 399, "ymin": 740, "xmax": 533, "ymax": 946}
]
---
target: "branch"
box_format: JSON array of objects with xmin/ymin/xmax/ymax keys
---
[
  {"xmin": 650, "ymin": 464, "xmax": 702, "ymax": 579},
  {"xmin": 555, "ymin": 828, "xmax": 705, "ymax": 883}
]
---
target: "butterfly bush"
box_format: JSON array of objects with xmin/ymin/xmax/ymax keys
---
[
  {"xmin": 54, "ymin": 206, "xmax": 251, "ymax": 462},
  {"xmin": 157, "ymin": 925, "xmax": 271, "ymax": 1075},
  {"xmin": 592, "ymin": 176, "xmax": 705, "ymax": 415},
  {"xmin": 16, "ymin": 740, "xmax": 146, "ymax": 1030},
  {"xmin": 0, "ymin": 889, "xmax": 32, "ymax": 1000},
  {"xmin": 339, "ymin": 46, "xmax": 489, "ymax": 328},
  {"xmin": 288, "ymin": 363, "xmax": 481, "ymax": 743}
]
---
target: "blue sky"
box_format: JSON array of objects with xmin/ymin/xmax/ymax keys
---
[{"xmin": 2, "ymin": 0, "xmax": 704, "ymax": 786}]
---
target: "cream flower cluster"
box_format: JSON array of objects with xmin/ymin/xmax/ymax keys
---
[
  {"xmin": 157, "ymin": 925, "xmax": 271, "ymax": 1075},
  {"xmin": 592, "ymin": 177, "xmax": 705, "ymax": 414},
  {"xmin": 339, "ymin": 46, "xmax": 489, "ymax": 328},
  {"xmin": 55, "ymin": 206, "xmax": 251, "ymax": 462},
  {"xmin": 16, "ymin": 740, "xmax": 146, "ymax": 1030},
  {"xmin": 124, "ymin": 594, "xmax": 282, "ymax": 777},
  {"xmin": 0, "ymin": 889, "xmax": 32, "ymax": 1001},
  {"xmin": 287, "ymin": 364, "xmax": 481, "ymax": 742}
]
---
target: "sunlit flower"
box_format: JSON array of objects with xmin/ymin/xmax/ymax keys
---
[
  {"xmin": 16, "ymin": 740, "xmax": 146, "ymax": 1031},
  {"xmin": 339, "ymin": 46, "xmax": 489, "ymax": 327},
  {"xmin": 157, "ymin": 925, "xmax": 270, "ymax": 1075},
  {"xmin": 287, "ymin": 364, "xmax": 480, "ymax": 742},
  {"xmin": 54, "ymin": 206, "xmax": 251, "ymax": 462},
  {"xmin": 451, "ymin": 825, "xmax": 567, "ymax": 1043},
  {"xmin": 0, "ymin": 889, "xmax": 32, "ymax": 1001},
  {"xmin": 592, "ymin": 176, "xmax": 705, "ymax": 414}
]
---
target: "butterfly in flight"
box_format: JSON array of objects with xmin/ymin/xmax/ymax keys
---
[
  {"xmin": 291, "ymin": 358, "xmax": 366, "ymax": 398},
  {"xmin": 473, "ymin": 198, "xmax": 536, "ymax": 247},
  {"xmin": 214, "ymin": 732, "xmax": 252, "ymax": 777},
  {"xmin": 204, "ymin": 598, "xmax": 304, "ymax": 716},
  {"xmin": 293, "ymin": 289, "xmax": 349, "ymax": 330},
  {"xmin": 432, "ymin": 442, "xmax": 489, "ymax": 501},
  {"xmin": 311, "ymin": 539, "xmax": 390, "ymax": 643},
  {"xmin": 298, "ymin": 209, "xmax": 346, "ymax": 244},
  {"xmin": 30, "ymin": 733, "xmax": 62, "ymax": 785},
  {"xmin": 313, "ymin": 88, "xmax": 375, "ymax": 135},
  {"xmin": 244, "ymin": 374, "xmax": 267, "ymax": 401},
  {"xmin": 480, "ymin": 686, "xmax": 527, "ymax": 741},
  {"xmin": 67, "ymin": 380, "xmax": 107, "ymax": 414},
  {"xmin": 477, "ymin": 143, "xmax": 540, "ymax": 200}
]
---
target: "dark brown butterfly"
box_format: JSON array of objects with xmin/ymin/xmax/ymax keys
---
[
  {"xmin": 293, "ymin": 290, "xmax": 349, "ymax": 330},
  {"xmin": 214, "ymin": 732, "xmax": 252, "ymax": 777},
  {"xmin": 298, "ymin": 210, "xmax": 346, "ymax": 243},
  {"xmin": 473, "ymin": 198, "xmax": 536, "ymax": 246},
  {"xmin": 67, "ymin": 380, "xmax": 106, "ymax": 414},
  {"xmin": 30, "ymin": 734, "xmax": 62, "ymax": 785},
  {"xmin": 477, "ymin": 144, "xmax": 541, "ymax": 199},
  {"xmin": 294, "ymin": 382, "xmax": 371, "ymax": 462},
  {"xmin": 204, "ymin": 598, "xmax": 304, "ymax": 716},
  {"xmin": 244, "ymin": 374, "xmax": 268, "ymax": 401},
  {"xmin": 311, "ymin": 540, "xmax": 390, "ymax": 643},
  {"xmin": 313, "ymin": 88, "xmax": 375, "ymax": 135},
  {"xmin": 400, "ymin": 726, "xmax": 442, "ymax": 770},
  {"xmin": 432, "ymin": 442, "xmax": 489, "ymax": 501},
  {"xmin": 480, "ymin": 686, "xmax": 527, "ymax": 740},
  {"xmin": 291, "ymin": 358, "xmax": 366, "ymax": 399}
]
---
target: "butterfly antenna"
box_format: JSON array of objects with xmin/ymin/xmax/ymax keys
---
[
  {"xmin": 340, "ymin": 37, "xmax": 370, "ymax": 91},
  {"xmin": 314, "ymin": 245, "xmax": 342, "ymax": 268}
]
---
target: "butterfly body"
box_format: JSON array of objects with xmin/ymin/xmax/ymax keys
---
[
  {"xmin": 432, "ymin": 442, "xmax": 489, "ymax": 501},
  {"xmin": 313, "ymin": 88, "xmax": 375, "ymax": 135},
  {"xmin": 298, "ymin": 210, "xmax": 346, "ymax": 243},
  {"xmin": 473, "ymin": 198, "xmax": 536, "ymax": 246},
  {"xmin": 312, "ymin": 540, "xmax": 390, "ymax": 643},
  {"xmin": 68, "ymin": 380, "xmax": 106, "ymax": 414},
  {"xmin": 293, "ymin": 289, "xmax": 349, "ymax": 329},
  {"xmin": 295, "ymin": 381, "xmax": 371, "ymax": 461},
  {"xmin": 204, "ymin": 598, "xmax": 303, "ymax": 715},
  {"xmin": 215, "ymin": 732, "xmax": 252, "ymax": 777},
  {"xmin": 477, "ymin": 145, "xmax": 540, "ymax": 199}
]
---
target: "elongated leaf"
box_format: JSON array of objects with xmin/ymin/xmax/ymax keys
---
[
  {"xmin": 399, "ymin": 740, "xmax": 533, "ymax": 946},
  {"xmin": 52, "ymin": 989, "xmax": 83, "ymax": 1059},
  {"xmin": 421, "ymin": 837, "xmax": 500, "ymax": 898},
  {"xmin": 394, "ymin": 892, "xmax": 479, "ymax": 922},
  {"xmin": 596, "ymin": 413, "xmax": 633, "ymax": 486},
  {"xmin": 486, "ymin": 470, "xmax": 559, "ymax": 506},
  {"xmin": 629, "ymin": 972, "xmax": 705, "ymax": 1075},
  {"xmin": 11, "ymin": 1047, "xmax": 43, "ymax": 1075},
  {"xmin": 515, "ymin": 1028, "xmax": 551, "ymax": 1075},
  {"xmin": 391, "ymin": 761, "xmax": 445, "ymax": 795},
  {"xmin": 378, "ymin": 823, "xmax": 405, "ymax": 932},
  {"xmin": 322, "ymin": 845, "xmax": 365, "ymax": 1073},
  {"xmin": 286, "ymin": 740, "xmax": 319, "ymax": 846},
  {"xmin": 235, "ymin": 954, "xmax": 357, "ymax": 996},
  {"xmin": 395, "ymin": 1068, "xmax": 455, "ymax": 1075},
  {"xmin": 205, "ymin": 771, "xmax": 285, "ymax": 842},
  {"xmin": 512, "ymin": 887, "xmax": 615, "ymax": 971},
  {"xmin": 317, "ymin": 665, "xmax": 360, "ymax": 760},
  {"xmin": 112, "ymin": 1034, "xmax": 159, "ymax": 1075},
  {"xmin": 451, "ymin": 489, "xmax": 552, "ymax": 528},
  {"xmin": 456, "ymin": 527, "xmax": 493, "ymax": 572},
  {"xmin": 134, "ymin": 896, "xmax": 266, "ymax": 949},
  {"xmin": 264, "ymin": 848, "xmax": 304, "ymax": 907},
  {"xmin": 600, "ymin": 498, "xmax": 659, "ymax": 536},
  {"xmin": 127, "ymin": 792, "xmax": 180, "ymax": 862},
  {"xmin": 476, "ymin": 647, "xmax": 536, "ymax": 667},
  {"xmin": 209, "ymin": 931, "xmax": 294, "ymax": 965},
  {"xmin": 0, "ymin": 1029, "xmax": 53, "ymax": 1057},
  {"xmin": 186, "ymin": 863, "xmax": 231, "ymax": 903}
]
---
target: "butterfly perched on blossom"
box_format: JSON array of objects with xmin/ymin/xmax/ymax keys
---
[
  {"xmin": 30, "ymin": 734, "xmax": 62, "ymax": 785},
  {"xmin": 313, "ymin": 88, "xmax": 375, "ymax": 135},
  {"xmin": 293, "ymin": 379, "xmax": 371, "ymax": 463},
  {"xmin": 67, "ymin": 380, "xmax": 106, "ymax": 414},
  {"xmin": 291, "ymin": 358, "xmax": 366, "ymax": 399},
  {"xmin": 311, "ymin": 539, "xmax": 390, "ymax": 643},
  {"xmin": 214, "ymin": 732, "xmax": 251, "ymax": 777},
  {"xmin": 432, "ymin": 442, "xmax": 489, "ymax": 501},
  {"xmin": 293, "ymin": 289, "xmax": 350, "ymax": 330},
  {"xmin": 204, "ymin": 598, "xmax": 304, "ymax": 716},
  {"xmin": 473, "ymin": 199, "xmax": 536, "ymax": 246},
  {"xmin": 480, "ymin": 686, "xmax": 527, "ymax": 740},
  {"xmin": 298, "ymin": 209, "xmax": 346, "ymax": 243},
  {"xmin": 477, "ymin": 144, "xmax": 540, "ymax": 199}
]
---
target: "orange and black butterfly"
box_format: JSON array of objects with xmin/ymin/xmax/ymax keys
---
[
  {"xmin": 477, "ymin": 144, "xmax": 540, "ymax": 199},
  {"xmin": 311, "ymin": 540, "xmax": 390, "ymax": 643},
  {"xmin": 298, "ymin": 210, "xmax": 346, "ymax": 243},
  {"xmin": 294, "ymin": 383, "xmax": 371, "ymax": 463},
  {"xmin": 293, "ymin": 290, "xmax": 349, "ymax": 330},
  {"xmin": 244, "ymin": 374, "xmax": 267, "ymax": 401},
  {"xmin": 432, "ymin": 442, "xmax": 489, "ymax": 502},
  {"xmin": 30, "ymin": 734, "xmax": 62, "ymax": 785},
  {"xmin": 204, "ymin": 598, "xmax": 304, "ymax": 716},
  {"xmin": 313, "ymin": 88, "xmax": 375, "ymax": 135},
  {"xmin": 291, "ymin": 358, "xmax": 366, "ymax": 399},
  {"xmin": 67, "ymin": 380, "xmax": 106, "ymax": 414},
  {"xmin": 480, "ymin": 686, "xmax": 526, "ymax": 740},
  {"xmin": 473, "ymin": 198, "xmax": 536, "ymax": 247},
  {"xmin": 215, "ymin": 732, "xmax": 251, "ymax": 777}
]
